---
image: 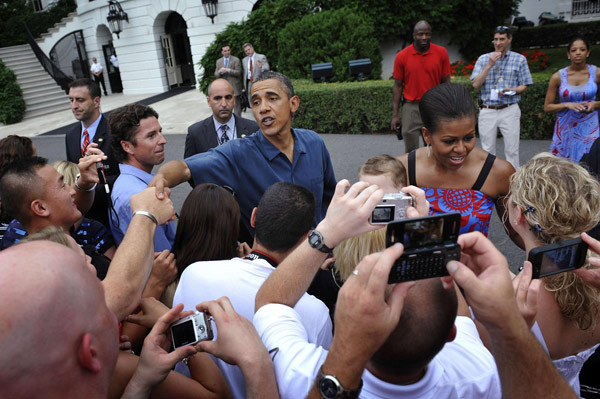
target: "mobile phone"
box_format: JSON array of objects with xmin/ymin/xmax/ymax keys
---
[
  {"xmin": 386, "ymin": 213, "xmax": 461, "ymax": 283},
  {"xmin": 170, "ymin": 311, "xmax": 214, "ymax": 349},
  {"xmin": 527, "ymin": 237, "xmax": 588, "ymax": 279}
]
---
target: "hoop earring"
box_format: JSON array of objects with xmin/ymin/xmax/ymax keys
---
[{"xmin": 427, "ymin": 143, "xmax": 431, "ymax": 158}]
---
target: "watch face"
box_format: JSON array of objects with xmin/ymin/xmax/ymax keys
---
[
  {"xmin": 319, "ymin": 376, "xmax": 339, "ymax": 398},
  {"xmin": 309, "ymin": 232, "xmax": 321, "ymax": 247}
]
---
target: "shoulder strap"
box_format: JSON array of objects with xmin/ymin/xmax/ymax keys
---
[
  {"xmin": 408, "ymin": 150, "xmax": 417, "ymax": 186},
  {"xmin": 472, "ymin": 153, "xmax": 496, "ymax": 191}
]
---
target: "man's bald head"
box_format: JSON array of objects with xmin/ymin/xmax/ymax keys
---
[
  {"xmin": 207, "ymin": 78, "xmax": 236, "ymax": 124},
  {"xmin": 413, "ymin": 20, "xmax": 432, "ymax": 33},
  {"xmin": 0, "ymin": 241, "xmax": 119, "ymax": 397}
]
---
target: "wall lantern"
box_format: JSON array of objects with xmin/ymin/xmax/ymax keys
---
[
  {"xmin": 107, "ymin": 0, "xmax": 129, "ymax": 39},
  {"xmin": 202, "ymin": 0, "xmax": 218, "ymax": 24}
]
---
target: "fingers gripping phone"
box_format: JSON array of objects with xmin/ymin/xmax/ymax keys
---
[
  {"xmin": 526, "ymin": 237, "xmax": 588, "ymax": 279},
  {"xmin": 386, "ymin": 213, "xmax": 461, "ymax": 283}
]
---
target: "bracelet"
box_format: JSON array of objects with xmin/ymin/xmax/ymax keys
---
[
  {"xmin": 75, "ymin": 173, "xmax": 97, "ymax": 192},
  {"xmin": 132, "ymin": 210, "xmax": 158, "ymax": 225}
]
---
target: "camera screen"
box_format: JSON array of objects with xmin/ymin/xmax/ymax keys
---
[
  {"xmin": 403, "ymin": 218, "xmax": 444, "ymax": 249},
  {"xmin": 172, "ymin": 320, "xmax": 197, "ymax": 347},
  {"xmin": 539, "ymin": 245, "xmax": 579, "ymax": 276},
  {"xmin": 372, "ymin": 206, "xmax": 394, "ymax": 223}
]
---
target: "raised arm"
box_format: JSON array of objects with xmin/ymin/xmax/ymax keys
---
[
  {"xmin": 447, "ymin": 232, "xmax": 577, "ymax": 399},
  {"xmin": 73, "ymin": 143, "xmax": 106, "ymax": 215},
  {"xmin": 103, "ymin": 187, "xmax": 176, "ymax": 321},
  {"xmin": 472, "ymin": 52, "xmax": 500, "ymax": 90},
  {"xmin": 255, "ymin": 180, "xmax": 383, "ymax": 311},
  {"xmin": 147, "ymin": 160, "xmax": 191, "ymax": 199}
]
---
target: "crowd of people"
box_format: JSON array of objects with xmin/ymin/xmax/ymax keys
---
[{"xmin": 1, "ymin": 21, "xmax": 600, "ymax": 399}]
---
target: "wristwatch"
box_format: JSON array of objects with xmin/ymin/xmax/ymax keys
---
[
  {"xmin": 308, "ymin": 230, "xmax": 333, "ymax": 254},
  {"xmin": 317, "ymin": 366, "xmax": 362, "ymax": 399}
]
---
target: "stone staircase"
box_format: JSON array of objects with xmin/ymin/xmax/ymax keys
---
[{"xmin": 0, "ymin": 44, "xmax": 70, "ymax": 120}]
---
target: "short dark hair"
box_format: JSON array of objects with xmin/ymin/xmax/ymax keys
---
[
  {"xmin": 109, "ymin": 103, "xmax": 159, "ymax": 163},
  {"xmin": 172, "ymin": 184, "xmax": 240, "ymax": 277},
  {"xmin": 69, "ymin": 78, "xmax": 101, "ymax": 99},
  {"xmin": 254, "ymin": 182, "xmax": 315, "ymax": 253},
  {"xmin": 419, "ymin": 83, "xmax": 476, "ymax": 134},
  {"xmin": 495, "ymin": 25, "xmax": 513, "ymax": 38},
  {"xmin": 359, "ymin": 154, "xmax": 407, "ymax": 188},
  {"xmin": 568, "ymin": 36, "xmax": 590, "ymax": 52},
  {"xmin": 221, "ymin": 44, "xmax": 231, "ymax": 50},
  {"xmin": 371, "ymin": 278, "xmax": 458, "ymax": 374},
  {"xmin": 253, "ymin": 71, "xmax": 295, "ymax": 98},
  {"xmin": 0, "ymin": 135, "xmax": 35, "ymax": 174},
  {"xmin": 0, "ymin": 156, "xmax": 48, "ymax": 226}
]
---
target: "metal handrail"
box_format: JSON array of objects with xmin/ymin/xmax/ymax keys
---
[{"xmin": 23, "ymin": 22, "xmax": 73, "ymax": 94}]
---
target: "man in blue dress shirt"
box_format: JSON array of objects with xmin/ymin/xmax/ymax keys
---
[
  {"xmin": 149, "ymin": 71, "xmax": 336, "ymax": 237},
  {"xmin": 109, "ymin": 103, "xmax": 175, "ymax": 251}
]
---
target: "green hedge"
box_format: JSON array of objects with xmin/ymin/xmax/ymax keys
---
[
  {"xmin": 512, "ymin": 20, "xmax": 600, "ymax": 50},
  {"xmin": 292, "ymin": 77, "xmax": 556, "ymax": 139},
  {"xmin": 0, "ymin": 59, "xmax": 26, "ymax": 124}
]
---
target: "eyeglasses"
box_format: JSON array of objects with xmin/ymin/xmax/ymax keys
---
[{"xmin": 495, "ymin": 25, "xmax": 510, "ymax": 33}]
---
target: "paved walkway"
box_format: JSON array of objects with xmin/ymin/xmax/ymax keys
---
[{"xmin": 0, "ymin": 88, "xmax": 256, "ymax": 138}]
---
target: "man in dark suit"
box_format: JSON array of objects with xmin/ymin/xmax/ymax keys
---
[
  {"xmin": 184, "ymin": 78, "xmax": 258, "ymax": 158},
  {"xmin": 214, "ymin": 44, "xmax": 243, "ymax": 116},
  {"xmin": 65, "ymin": 78, "xmax": 119, "ymax": 228}
]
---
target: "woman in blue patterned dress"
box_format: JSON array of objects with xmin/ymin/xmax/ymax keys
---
[
  {"xmin": 545, "ymin": 37, "xmax": 600, "ymax": 161},
  {"xmin": 398, "ymin": 83, "xmax": 519, "ymax": 244}
]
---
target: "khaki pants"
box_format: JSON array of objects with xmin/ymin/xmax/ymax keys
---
[
  {"xmin": 402, "ymin": 101, "xmax": 423, "ymax": 154},
  {"xmin": 478, "ymin": 104, "xmax": 521, "ymax": 169}
]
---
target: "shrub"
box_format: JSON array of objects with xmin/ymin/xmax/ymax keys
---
[
  {"xmin": 512, "ymin": 20, "xmax": 600, "ymax": 50},
  {"xmin": 277, "ymin": 7, "xmax": 381, "ymax": 82},
  {"xmin": 0, "ymin": 60, "xmax": 26, "ymax": 124},
  {"xmin": 291, "ymin": 76, "xmax": 555, "ymax": 139}
]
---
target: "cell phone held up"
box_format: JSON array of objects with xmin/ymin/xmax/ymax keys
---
[
  {"xmin": 386, "ymin": 213, "xmax": 461, "ymax": 283},
  {"xmin": 526, "ymin": 237, "xmax": 588, "ymax": 279},
  {"xmin": 170, "ymin": 311, "xmax": 214, "ymax": 349}
]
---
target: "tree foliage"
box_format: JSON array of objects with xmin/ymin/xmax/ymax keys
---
[
  {"xmin": 0, "ymin": 60, "xmax": 26, "ymax": 124},
  {"xmin": 197, "ymin": 0, "xmax": 521, "ymax": 91},
  {"xmin": 277, "ymin": 8, "xmax": 381, "ymax": 81}
]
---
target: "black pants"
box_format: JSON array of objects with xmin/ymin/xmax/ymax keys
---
[{"xmin": 94, "ymin": 73, "xmax": 108, "ymax": 95}]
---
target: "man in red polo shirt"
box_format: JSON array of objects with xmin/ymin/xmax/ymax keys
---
[{"xmin": 391, "ymin": 21, "xmax": 451, "ymax": 153}]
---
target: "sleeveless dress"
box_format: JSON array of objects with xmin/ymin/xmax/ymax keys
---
[
  {"xmin": 550, "ymin": 64, "xmax": 600, "ymax": 162},
  {"xmin": 408, "ymin": 151, "xmax": 496, "ymax": 236}
]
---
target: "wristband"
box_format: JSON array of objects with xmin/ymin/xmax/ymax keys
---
[
  {"xmin": 75, "ymin": 173, "xmax": 97, "ymax": 192},
  {"xmin": 132, "ymin": 211, "xmax": 158, "ymax": 225}
]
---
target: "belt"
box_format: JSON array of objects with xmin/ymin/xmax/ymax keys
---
[{"xmin": 480, "ymin": 104, "xmax": 511, "ymax": 110}]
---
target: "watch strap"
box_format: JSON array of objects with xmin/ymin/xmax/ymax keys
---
[
  {"xmin": 317, "ymin": 366, "xmax": 362, "ymax": 399},
  {"xmin": 309, "ymin": 230, "xmax": 334, "ymax": 254}
]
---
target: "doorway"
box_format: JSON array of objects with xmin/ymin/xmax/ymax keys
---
[{"xmin": 161, "ymin": 12, "xmax": 194, "ymax": 88}]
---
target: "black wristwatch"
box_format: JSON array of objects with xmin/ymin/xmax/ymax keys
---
[
  {"xmin": 308, "ymin": 230, "xmax": 333, "ymax": 254},
  {"xmin": 317, "ymin": 366, "xmax": 362, "ymax": 399}
]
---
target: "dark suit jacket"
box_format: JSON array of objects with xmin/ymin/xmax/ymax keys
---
[
  {"xmin": 65, "ymin": 114, "xmax": 119, "ymax": 228},
  {"xmin": 184, "ymin": 114, "xmax": 259, "ymax": 158}
]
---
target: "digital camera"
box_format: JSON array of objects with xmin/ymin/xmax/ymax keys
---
[
  {"xmin": 370, "ymin": 193, "xmax": 414, "ymax": 225},
  {"xmin": 170, "ymin": 311, "xmax": 214, "ymax": 349}
]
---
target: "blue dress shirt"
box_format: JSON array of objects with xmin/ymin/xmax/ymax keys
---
[
  {"xmin": 185, "ymin": 128, "xmax": 336, "ymax": 235},
  {"xmin": 110, "ymin": 164, "xmax": 176, "ymax": 251}
]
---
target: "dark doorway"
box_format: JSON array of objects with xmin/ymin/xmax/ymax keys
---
[
  {"xmin": 164, "ymin": 13, "xmax": 194, "ymax": 87},
  {"xmin": 102, "ymin": 44, "xmax": 123, "ymax": 93}
]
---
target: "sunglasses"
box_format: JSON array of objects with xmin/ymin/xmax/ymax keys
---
[{"xmin": 495, "ymin": 25, "xmax": 510, "ymax": 33}]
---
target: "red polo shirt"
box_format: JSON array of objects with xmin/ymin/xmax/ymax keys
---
[{"xmin": 393, "ymin": 43, "xmax": 450, "ymax": 101}]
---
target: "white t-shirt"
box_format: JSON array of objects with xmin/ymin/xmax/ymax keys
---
[
  {"xmin": 254, "ymin": 306, "xmax": 501, "ymax": 399},
  {"xmin": 174, "ymin": 257, "xmax": 332, "ymax": 399},
  {"xmin": 90, "ymin": 61, "xmax": 103, "ymax": 74}
]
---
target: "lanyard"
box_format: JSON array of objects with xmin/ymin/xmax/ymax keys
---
[{"xmin": 244, "ymin": 250, "xmax": 278, "ymax": 268}]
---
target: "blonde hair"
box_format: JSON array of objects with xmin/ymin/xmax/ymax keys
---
[
  {"xmin": 509, "ymin": 152, "xmax": 600, "ymax": 330},
  {"xmin": 20, "ymin": 226, "xmax": 76, "ymax": 250},
  {"xmin": 359, "ymin": 155, "xmax": 407, "ymax": 189},
  {"xmin": 333, "ymin": 229, "xmax": 386, "ymax": 281},
  {"xmin": 52, "ymin": 160, "xmax": 79, "ymax": 186}
]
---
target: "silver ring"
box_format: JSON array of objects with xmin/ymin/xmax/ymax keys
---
[{"xmin": 351, "ymin": 269, "xmax": 359, "ymax": 276}]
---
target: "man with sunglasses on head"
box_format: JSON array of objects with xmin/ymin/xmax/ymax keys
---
[{"xmin": 471, "ymin": 26, "xmax": 533, "ymax": 170}]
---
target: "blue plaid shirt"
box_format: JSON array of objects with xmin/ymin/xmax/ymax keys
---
[{"xmin": 471, "ymin": 51, "xmax": 533, "ymax": 105}]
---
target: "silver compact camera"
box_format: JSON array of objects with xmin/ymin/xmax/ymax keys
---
[
  {"xmin": 170, "ymin": 311, "xmax": 214, "ymax": 349},
  {"xmin": 370, "ymin": 193, "xmax": 414, "ymax": 225}
]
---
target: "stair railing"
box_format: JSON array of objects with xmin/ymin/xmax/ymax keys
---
[{"xmin": 23, "ymin": 22, "xmax": 73, "ymax": 94}]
